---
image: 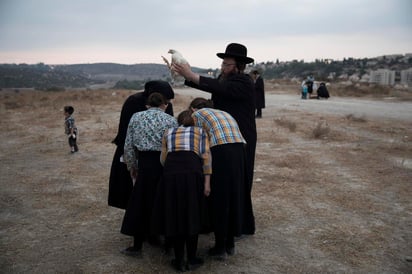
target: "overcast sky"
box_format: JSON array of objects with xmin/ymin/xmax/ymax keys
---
[{"xmin": 0, "ymin": 0, "xmax": 411, "ymax": 68}]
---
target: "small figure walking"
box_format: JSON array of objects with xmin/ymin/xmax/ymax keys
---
[
  {"xmin": 64, "ymin": 106, "xmax": 78, "ymax": 153},
  {"xmin": 301, "ymin": 83, "xmax": 308, "ymax": 99}
]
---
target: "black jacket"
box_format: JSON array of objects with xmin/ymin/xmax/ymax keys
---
[
  {"xmin": 108, "ymin": 92, "xmax": 173, "ymax": 209},
  {"xmin": 185, "ymin": 73, "xmax": 256, "ymax": 234},
  {"xmin": 185, "ymin": 73, "xmax": 256, "ymax": 148},
  {"xmin": 254, "ymin": 76, "xmax": 265, "ymax": 109}
]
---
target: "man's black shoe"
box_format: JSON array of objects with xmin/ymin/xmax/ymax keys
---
[
  {"xmin": 171, "ymin": 259, "xmax": 187, "ymax": 272},
  {"xmin": 226, "ymin": 246, "xmax": 235, "ymax": 256},
  {"xmin": 208, "ymin": 246, "xmax": 226, "ymax": 260},
  {"xmin": 120, "ymin": 246, "xmax": 142, "ymax": 257},
  {"xmin": 187, "ymin": 257, "xmax": 204, "ymax": 271}
]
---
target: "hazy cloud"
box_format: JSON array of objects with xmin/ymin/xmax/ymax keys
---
[{"xmin": 0, "ymin": 0, "xmax": 411, "ymax": 67}]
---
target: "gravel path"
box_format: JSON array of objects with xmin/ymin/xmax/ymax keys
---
[{"xmin": 176, "ymin": 88, "xmax": 412, "ymax": 121}]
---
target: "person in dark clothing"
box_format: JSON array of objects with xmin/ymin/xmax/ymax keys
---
[
  {"xmin": 188, "ymin": 98, "xmax": 246, "ymax": 260},
  {"xmin": 306, "ymin": 75, "xmax": 314, "ymax": 96},
  {"xmin": 108, "ymin": 80, "xmax": 174, "ymax": 210},
  {"xmin": 317, "ymin": 82, "xmax": 330, "ymax": 99},
  {"xmin": 172, "ymin": 43, "xmax": 256, "ymax": 235},
  {"xmin": 250, "ymin": 70, "xmax": 265, "ymax": 118},
  {"xmin": 152, "ymin": 110, "xmax": 211, "ymax": 271},
  {"xmin": 120, "ymin": 93, "xmax": 178, "ymax": 256}
]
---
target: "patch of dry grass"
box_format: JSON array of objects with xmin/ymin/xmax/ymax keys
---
[
  {"xmin": 345, "ymin": 114, "xmax": 367, "ymax": 123},
  {"xmin": 312, "ymin": 121, "xmax": 330, "ymax": 139},
  {"xmin": 313, "ymin": 225, "xmax": 387, "ymax": 267},
  {"xmin": 265, "ymin": 79, "xmax": 412, "ymax": 101},
  {"xmin": 2, "ymin": 88, "xmax": 412, "ymax": 273},
  {"xmin": 274, "ymin": 117, "xmax": 297, "ymax": 132}
]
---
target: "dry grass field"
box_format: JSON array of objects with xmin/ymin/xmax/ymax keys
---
[{"xmin": 1, "ymin": 84, "xmax": 411, "ymax": 273}]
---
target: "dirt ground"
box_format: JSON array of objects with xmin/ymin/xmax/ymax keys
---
[{"xmin": 0, "ymin": 86, "xmax": 411, "ymax": 273}]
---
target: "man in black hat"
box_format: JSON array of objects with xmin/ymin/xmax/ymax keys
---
[
  {"xmin": 250, "ymin": 69, "xmax": 265, "ymax": 118},
  {"xmin": 108, "ymin": 80, "xmax": 174, "ymax": 210},
  {"xmin": 173, "ymin": 43, "xmax": 257, "ymax": 239}
]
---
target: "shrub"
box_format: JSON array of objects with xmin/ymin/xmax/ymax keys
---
[
  {"xmin": 312, "ymin": 121, "xmax": 330, "ymax": 138},
  {"xmin": 275, "ymin": 118, "xmax": 297, "ymax": 132}
]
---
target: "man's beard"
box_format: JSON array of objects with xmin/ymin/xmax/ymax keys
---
[{"xmin": 218, "ymin": 70, "xmax": 236, "ymax": 82}]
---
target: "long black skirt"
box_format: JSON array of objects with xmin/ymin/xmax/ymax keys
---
[
  {"xmin": 243, "ymin": 140, "xmax": 256, "ymax": 235},
  {"xmin": 209, "ymin": 143, "xmax": 245, "ymax": 238},
  {"xmin": 108, "ymin": 145, "xmax": 133, "ymax": 209},
  {"xmin": 151, "ymin": 151, "xmax": 209, "ymax": 237},
  {"xmin": 120, "ymin": 151, "xmax": 162, "ymax": 238}
]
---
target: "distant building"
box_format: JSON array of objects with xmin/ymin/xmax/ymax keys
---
[
  {"xmin": 369, "ymin": 69, "xmax": 395, "ymax": 86},
  {"xmin": 401, "ymin": 54, "xmax": 412, "ymax": 63},
  {"xmin": 366, "ymin": 60, "xmax": 378, "ymax": 66},
  {"xmin": 376, "ymin": 54, "xmax": 403, "ymax": 61},
  {"xmin": 349, "ymin": 74, "xmax": 360, "ymax": 82},
  {"xmin": 400, "ymin": 68, "xmax": 412, "ymax": 87},
  {"xmin": 360, "ymin": 74, "xmax": 370, "ymax": 83}
]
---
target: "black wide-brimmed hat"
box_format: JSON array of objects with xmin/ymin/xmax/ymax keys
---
[
  {"xmin": 217, "ymin": 43, "xmax": 254, "ymax": 64},
  {"xmin": 144, "ymin": 80, "xmax": 174, "ymax": 99}
]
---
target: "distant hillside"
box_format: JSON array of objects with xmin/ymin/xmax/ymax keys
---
[
  {"xmin": 0, "ymin": 63, "xmax": 103, "ymax": 90},
  {"xmin": 55, "ymin": 63, "xmax": 171, "ymax": 82},
  {"xmin": 1, "ymin": 54, "xmax": 411, "ymax": 89},
  {"xmin": 0, "ymin": 62, "xmax": 213, "ymax": 89},
  {"xmin": 256, "ymin": 55, "xmax": 412, "ymax": 83}
]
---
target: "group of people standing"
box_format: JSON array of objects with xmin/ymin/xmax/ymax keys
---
[
  {"xmin": 301, "ymin": 75, "xmax": 330, "ymax": 99},
  {"xmin": 108, "ymin": 43, "xmax": 258, "ymax": 272}
]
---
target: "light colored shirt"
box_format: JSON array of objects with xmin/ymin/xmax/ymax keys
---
[
  {"xmin": 161, "ymin": 126, "xmax": 212, "ymax": 175},
  {"xmin": 192, "ymin": 108, "xmax": 246, "ymax": 147},
  {"xmin": 124, "ymin": 108, "xmax": 178, "ymax": 170}
]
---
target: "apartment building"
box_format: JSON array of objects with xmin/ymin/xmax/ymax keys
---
[
  {"xmin": 369, "ymin": 69, "xmax": 395, "ymax": 86},
  {"xmin": 400, "ymin": 68, "xmax": 412, "ymax": 87}
]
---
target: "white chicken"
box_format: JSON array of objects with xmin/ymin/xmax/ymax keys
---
[
  {"xmin": 161, "ymin": 49, "xmax": 189, "ymax": 84},
  {"xmin": 168, "ymin": 49, "xmax": 189, "ymax": 65}
]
